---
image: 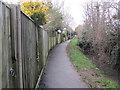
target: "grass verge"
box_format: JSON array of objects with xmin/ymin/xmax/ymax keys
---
[{"xmin": 67, "ymin": 38, "xmax": 120, "ymax": 88}]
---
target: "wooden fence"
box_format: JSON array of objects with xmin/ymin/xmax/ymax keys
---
[{"xmin": 0, "ymin": 1, "xmax": 66, "ymax": 89}]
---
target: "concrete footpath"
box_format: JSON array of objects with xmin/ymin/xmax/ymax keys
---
[{"xmin": 39, "ymin": 40, "xmax": 88, "ymax": 88}]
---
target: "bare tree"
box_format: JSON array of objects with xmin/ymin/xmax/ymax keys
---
[{"xmin": 78, "ymin": 0, "xmax": 120, "ymax": 80}]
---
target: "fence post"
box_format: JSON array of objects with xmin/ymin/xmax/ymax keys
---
[
  {"xmin": 16, "ymin": 5, "xmax": 23, "ymax": 88},
  {"xmin": 0, "ymin": 1, "xmax": 3, "ymax": 89}
]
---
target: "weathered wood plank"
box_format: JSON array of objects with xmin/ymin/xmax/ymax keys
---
[
  {"xmin": 10, "ymin": 5, "xmax": 20, "ymax": 88},
  {"xmin": 0, "ymin": 1, "xmax": 3, "ymax": 89},
  {"xmin": 1, "ymin": 2, "xmax": 11, "ymax": 88},
  {"xmin": 6, "ymin": 5, "xmax": 11, "ymax": 88},
  {"xmin": 38, "ymin": 27, "xmax": 44, "ymax": 71},
  {"xmin": 0, "ymin": 1, "xmax": 64, "ymax": 88},
  {"xmin": 2, "ymin": 3, "xmax": 8, "ymax": 88},
  {"xmin": 17, "ymin": 6, "xmax": 23, "ymax": 88}
]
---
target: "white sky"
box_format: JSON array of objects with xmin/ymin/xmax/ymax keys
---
[
  {"xmin": 51, "ymin": 0, "xmax": 119, "ymax": 29},
  {"xmin": 2, "ymin": 0, "xmax": 90, "ymax": 29},
  {"xmin": 1, "ymin": 0, "xmax": 119, "ymax": 29},
  {"xmin": 51, "ymin": 0, "xmax": 90, "ymax": 29}
]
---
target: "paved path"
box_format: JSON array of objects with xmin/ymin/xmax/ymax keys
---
[{"xmin": 40, "ymin": 40, "xmax": 88, "ymax": 88}]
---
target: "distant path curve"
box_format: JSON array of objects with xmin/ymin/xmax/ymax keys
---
[{"xmin": 39, "ymin": 40, "xmax": 88, "ymax": 88}]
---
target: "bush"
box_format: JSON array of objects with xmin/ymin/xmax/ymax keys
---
[
  {"xmin": 21, "ymin": 1, "xmax": 50, "ymax": 25},
  {"xmin": 31, "ymin": 13, "xmax": 46, "ymax": 25},
  {"xmin": 77, "ymin": 38, "xmax": 91, "ymax": 53}
]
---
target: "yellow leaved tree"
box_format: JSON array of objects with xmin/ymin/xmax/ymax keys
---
[{"xmin": 20, "ymin": 1, "xmax": 51, "ymax": 25}]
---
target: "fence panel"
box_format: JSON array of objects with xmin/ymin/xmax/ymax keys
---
[
  {"xmin": 21, "ymin": 12, "xmax": 38, "ymax": 88},
  {"xmin": 0, "ymin": 2, "xmax": 66, "ymax": 88}
]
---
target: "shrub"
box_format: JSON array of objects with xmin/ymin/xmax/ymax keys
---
[
  {"xmin": 77, "ymin": 38, "xmax": 91, "ymax": 53},
  {"xmin": 21, "ymin": 1, "xmax": 50, "ymax": 25}
]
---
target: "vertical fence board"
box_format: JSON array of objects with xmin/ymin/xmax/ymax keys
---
[
  {"xmin": 0, "ymin": 1, "xmax": 3, "ymax": 89},
  {"xmin": 10, "ymin": 5, "xmax": 20, "ymax": 88},
  {"xmin": 2, "ymin": 3, "xmax": 11, "ymax": 88},
  {"xmin": 16, "ymin": 6, "xmax": 23, "ymax": 88},
  {"xmin": 2, "ymin": 3, "xmax": 7, "ymax": 88},
  {"xmin": 38, "ymin": 27, "xmax": 44, "ymax": 71},
  {"xmin": 6, "ymin": 5, "xmax": 11, "ymax": 88},
  {"xmin": 21, "ymin": 13, "xmax": 29, "ymax": 88}
]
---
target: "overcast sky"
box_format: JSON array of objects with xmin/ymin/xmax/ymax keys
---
[
  {"xmin": 51, "ymin": 0, "xmax": 119, "ymax": 29},
  {"xmin": 51, "ymin": 0, "xmax": 91, "ymax": 29},
  {"xmin": 2, "ymin": 0, "xmax": 90, "ymax": 29},
  {"xmin": 2, "ymin": 0, "xmax": 119, "ymax": 29}
]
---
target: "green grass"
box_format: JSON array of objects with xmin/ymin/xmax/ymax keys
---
[
  {"xmin": 67, "ymin": 38, "xmax": 120, "ymax": 88},
  {"xmin": 68, "ymin": 38, "xmax": 96, "ymax": 70}
]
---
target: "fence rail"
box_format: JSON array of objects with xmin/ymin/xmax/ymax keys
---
[{"xmin": 0, "ymin": 1, "xmax": 67, "ymax": 89}]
